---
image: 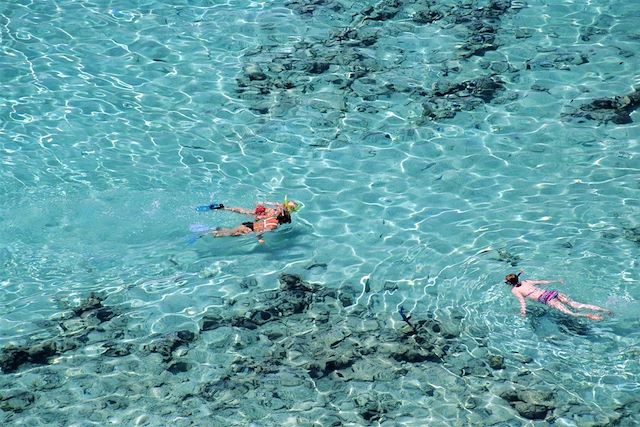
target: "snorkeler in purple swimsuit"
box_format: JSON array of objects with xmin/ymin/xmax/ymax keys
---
[{"xmin": 504, "ymin": 271, "xmax": 612, "ymax": 321}]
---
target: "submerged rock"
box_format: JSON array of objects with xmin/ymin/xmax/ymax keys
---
[
  {"xmin": 623, "ymin": 226, "xmax": 640, "ymax": 244},
  {"xmin": 0, "ymin": 389, "xmax": 35, "ymax": 413},
  {"xmin": 513, "ymin": 401, "xmax": 549, "ymax": 420},
  {"xmin": 167, "ymin": 361, "xmax": 191, "ymax": 374},
  {"xmin": 102, "ymin": 342, "xmax": 135, "ymax": 357},
  {"xmin": 413, "ymin": 9, "xmax": 444, "ymax": 24},
  {"xmin": 243, "ymin": 64, "xmax": 267, "ymax": 81},
  {"xmin": 285, "ymin": 0, "xmax": 345, "ymax": 16},
  {"xmin": 566, "ymin": 88, "xmax": 640, "ymax": 125},
  {"xmin": 420, "ymin": 76, "xmax": 505, "ymax": 121},
  {"xmin": 0, "ymin": 338, "xmax": 86, "ymax": 373},
  {"xmin": 308, "ymin": 351, "xmax": 357, "ymax": 379},
  {"xmin": 360, "ymin": 2, "xmax": 400, "ymax": 22},
  {"xmin": 525, "ymin": 51, "xmax": 589, "ymax": 71},
  {"xmin": 354, "ymin": 392, "xmax": 399, "ymax": 422},
  {"xmin": 498, "ymin": 386, "xmax": 556, "ymax": 420},
  {"xmin": 72, "ymin": 294, "xmax": 104, "ymax": 317},
  {"xmin": 493, "ymin": 248, "xmax": 521, "ymax": 266},
  {"xmin": 0, "ymin": 294, "xmax": 117, "ymax": 373},
  {"xmin": 306, "ymin": 62, "xmax": 330, "ymax": 74},
  {"xmin": 390, "ymin": 347, "xmax": 441, "ymax": 363},
  {"xmin": 488, "ymin": 354, "xmax": 506, "ymax": 370},
  {"xmin": 201, "ymin": 273, "xmax": 320, "ymax": 332},
  {"xmin": 143, "ymin": 330, "xmax": 197, "ymax": 362}
]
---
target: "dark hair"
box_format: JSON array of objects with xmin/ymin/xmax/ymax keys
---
[
  {"xmin": 504, "ymin": 273, "xmax": 520, "ymax": 286},
  {"xmin": 277, "ymin": 210, "xmax": 292, "ymax": 224}
]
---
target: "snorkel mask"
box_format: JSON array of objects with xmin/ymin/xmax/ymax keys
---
[
  {"xmin": 283, "ymin": 195, "xmax": 302, "ymax": 213},
  {"xmin": 504, "ymin": 271, "xmax": 523, "ymax": 286}
]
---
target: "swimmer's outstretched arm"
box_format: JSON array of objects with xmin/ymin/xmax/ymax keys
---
[
  {"xmin": 528, "ymin": 279, "xmax": 564, "ymax": 286},
  {"xmin": 222, "ymin": 206, "xmax": 255, "ymax": 215}
]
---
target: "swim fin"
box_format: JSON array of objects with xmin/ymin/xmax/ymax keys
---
[
  {"xmin": 186, "ymin": 223, "xmax": 215, "ymax": 245},
  {"xmin": 186, "ymin": 234, "xmax": 202, "ymax": 245},
  {"xmin": 190, "ymin": 223, "xmax": 214, "ymax": 233},
  {"xmin": 196, "ymin": 203, "xmax": 224, "ymax": 212}
]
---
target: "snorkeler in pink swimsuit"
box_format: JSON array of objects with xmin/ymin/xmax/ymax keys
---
[{"xmin": 504, "ymin": 271, "xmax": 612, "ymax": 321}]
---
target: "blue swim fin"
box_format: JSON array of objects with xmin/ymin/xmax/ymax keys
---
[
  {"xmin": 186, "ymin": 223, "xmax": 216, "ymax": 245},
  {"xmin": 196, "ymin": 203, "xmax": 224, "ymax": 212},
  {"xmin": 190, "ymin": 223, "xmax": 214, "ymax": 233},
  {"xmin": 186, "ymin": 234, "xmax": 202, "ymax": 245}
]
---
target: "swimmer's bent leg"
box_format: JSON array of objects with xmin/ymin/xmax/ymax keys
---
[{"xmin": 211, "ymin": 225, "xmax": 252, "ymax": 237}]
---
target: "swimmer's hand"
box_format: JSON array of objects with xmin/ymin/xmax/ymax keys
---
[{"xmin": 258, "ymin": 238, "xmax": 265, "ymax": 244}]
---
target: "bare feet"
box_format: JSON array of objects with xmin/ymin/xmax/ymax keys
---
[{"xmin": 586, "ymin": 313, "xmax": 603, "ymax": 321}]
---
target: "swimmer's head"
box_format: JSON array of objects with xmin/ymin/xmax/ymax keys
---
[
  {"xmin": 283, "ymin": 196, "xmax": 301, "ymax": 213},
  {"xmin": 504, "ymin": 273, "xmax": 520, "ymax": 286}
]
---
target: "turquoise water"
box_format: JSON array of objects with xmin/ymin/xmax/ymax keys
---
[{"xmin": 1, "ymin": 0, "xmax": 639, "ymax": 425}]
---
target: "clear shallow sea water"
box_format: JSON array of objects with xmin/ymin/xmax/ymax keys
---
[{"xmin": 1, "ymin": 0, "xmax": 639, "ymax": 425}]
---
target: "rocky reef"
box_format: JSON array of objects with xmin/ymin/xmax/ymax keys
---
[
  {"xmin": 231, "ymin": 0, "xmax": 640, "ymax": 132},
  {"xmin": 0, "ymin": 294, "xmax": 117, "ymax": 374},
  {"xmin": 1, "ymin": 274, "xmax": 637, "ymax": 425},
  {"xmin": 235, "ymin": 0, "xmax": 520, "ymax": 124}
]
